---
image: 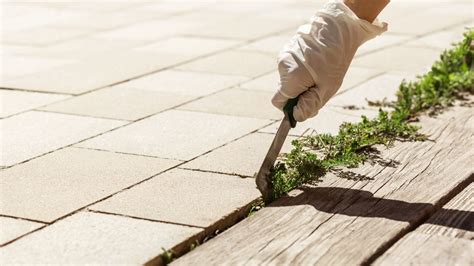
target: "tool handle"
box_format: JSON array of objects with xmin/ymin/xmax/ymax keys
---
[{"xmin": 283, "ymin": 97, "xmax": 298, "ymax": 128}]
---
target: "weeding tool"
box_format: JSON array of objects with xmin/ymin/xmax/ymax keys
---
[{"xmin": 255, "ymin": 97, "xmax": 298, "ymax": 203}]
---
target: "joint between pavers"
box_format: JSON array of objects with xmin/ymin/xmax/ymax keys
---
[
  {"xmin": 355, "ymin": 19, "xmax": 472, "ymax": 59},
  {"xmin": 72, "ymin": 146, "xmax": 186, "ymax": 162},
  {"xmin": 178, "ymin": 167, "xmax": 252, "ymax": 179},
  {"xmin": 87, "ymin": 209, "xmax": 205, "ymax": 229},
  {"xmin": 0, "ymin": 86, "xmax": 74, "ymax": 96},
  {"xmin": 32, "ymin": 109, "xmax": 131, "ymax": 122},
  {"xmin": 0, "ymin": 214, "xmax": 48, "ymax": 225}
]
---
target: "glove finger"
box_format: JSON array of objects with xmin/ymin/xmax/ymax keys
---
[
  {"xmin": 278, "ymin": 52, "xmax": 314, "ymax": 98},
  {"xmin": 293, "ymin": 86, "xmax": 322, "ymax": 122},
  {"xmin": 271, "ymin": 90, "xmax": 288, "ymax": 111}
]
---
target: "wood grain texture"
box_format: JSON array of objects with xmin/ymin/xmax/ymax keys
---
[
  {"xmin": 375, "ymin": 233, "xmax": 473, "ymax": 266},
  {"xmin": 375, "ymin": 184, "xmax": 473, "ymax": 265},
  {"xmin": 173, "ymin": 105, "xmax": 473, "ymax": 266}
]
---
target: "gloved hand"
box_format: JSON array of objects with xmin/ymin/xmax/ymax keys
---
[{"xmin": 272, "ymin": 0, "xmax": 387, "ymax": 122}]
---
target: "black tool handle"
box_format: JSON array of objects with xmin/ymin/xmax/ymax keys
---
[{"xmin": 283, "ymin": 97, "xmax": 299, "ymax": 128}]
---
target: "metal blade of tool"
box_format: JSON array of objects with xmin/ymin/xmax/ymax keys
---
[{"xmin": 255, "ymin": 115, "xmax": 292, "ymax": 203}]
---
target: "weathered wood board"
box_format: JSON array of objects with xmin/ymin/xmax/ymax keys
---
[
  {"xmin": 374, "ymin": 183, "xmax": 473, "ymax": 265},
  {"xmin": 172, "ymin": 104, "xmax": 473, "ymax": 266}
]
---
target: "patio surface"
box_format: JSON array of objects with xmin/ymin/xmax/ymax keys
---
[{"xmin": 1, "ymin": 0, "xmax": 472, "ymax": 264}]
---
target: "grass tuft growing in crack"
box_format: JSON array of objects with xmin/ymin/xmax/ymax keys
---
[{"xmin": 271, "ymin": 29, "xmax": 474, "ymax": 199}]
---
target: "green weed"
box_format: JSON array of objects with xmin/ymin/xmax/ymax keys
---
[{"xmin": 271, "ymin": 29, "xmax": 473, "ymax": 199}]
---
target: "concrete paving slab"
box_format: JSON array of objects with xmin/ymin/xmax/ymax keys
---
[
  {"xmin": 355, "ymin": 34, "xmax": 412, "ymax": 57},
  {"xmin": 192, "ymin": 16, "xmax": 299, "ymax": 40},
  {"xmin": 27, "ymin": 38, "xmax": 144, "ymax": 60},
  {"xmin": 406, "ymin": 25, "xmax": 470, "ymax": 50},
  {"xmin": 0, "ymin": 45, "xmax": 41, "ymax": 56},
  {"xmin": 76, "ymin": 110, "xmax": 271, "ymax": 160},
  {"xmin": 0, "ymin": 212, "xmax": 200, "ymax": 264},
  {"xmin": 177, "ymin": 50, "xmax": 275, "ymax": 78},
  {"xmin": 181, "ymin": 133, "xmax": 294, "ymax": 177},
  {"xmin": 3, "ymin": 5, "xmax": 85, "ymax": 33},
  {"xmin": 1, "ymin": 51, "xmax": 191, "ymax": 94},
  {"xmin": 93, "ymin": 18, "xmax": 201, "ymax": 42},
  {"xmin": 328, "ymin": 73, "xmax": 404, "ymax": 108},
  {"xmin": 111, "ymin": 69, "xmax": 248, "ymax": 97},
  {"xmin": 130, "ymin": 2, "xmax": 208, "ymax": 15},
  {"xmin": 135, "ymin": 36, "xmax": 240, "ymax": 57},
  {"xmin": 338, "ymin": 67, "xmax": 382, "ymax": 94},
  {"xmin": 259, "ymin": 107, "xmax": 378, "ymax": 136},
  {"xmin": 238, "ymin": 71, "xmax": 279, "ymax": 93},
  {"xmin": 387, "ymin": 4, "xmax": 472, "ymax": 35},
  {"xmin": 45, "ymin": 2, "xmax": 146, "ymax": 13},
  {"xmin": 178, "ymin": 88, "xmax": 282, "ymax": 120},
  {"xmin": 239, "ymin": 33, "xmax": 294, "ymax": 55},
  {"xmin": 352, "ymin": 45, "xmax": 441, "ymax": 74},
  {"xmin": 39, "ymin": 86, "xmax": 193, "ymax": 121},
  {"xmin": 52, "ymin": 12, "xmax": 163, "ymax": 30},
  {"xmin": 0, "ymin": 89, "xmax": 69, "ymax": 118},
  {"xmin": 0, "ymin": 217, "xmax": 44, "ymax": 246},
  {"xmin": 3, "ymin": 27, "xmax": 91, "ymax": 46},
  {"xmin": 91, "ymin": 169, "xmax": 260, "ymax": 227},
  {"xmin": 0, "ymin": 147, "xmax": 179, "ymax": 222},
  {"xmin": 1, "ymin": 55, "xmax": 74, "ymax": 80},
  {"xmin": 0, "ymin": 111, "xmax": 125, "ymax": 167}
]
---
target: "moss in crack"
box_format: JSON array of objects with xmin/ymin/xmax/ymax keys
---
[
  {"xmin": 160, "ymin": 248, "xmax": 175, "ymax": 264},
  {"xmin": 271, "ymin": 29, "xmax": 474, "ymax": 200},
  {"xmin": 248, "ymin": 199, "xmax": 265, "ymax": 217}
]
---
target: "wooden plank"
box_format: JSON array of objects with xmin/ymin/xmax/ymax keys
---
[
  {"xmin": 374, "ymin": 184, "xmax": 473, "ymax": 265},
  {"xmin": 375, "ymin": 233, "xmax": 473, "ymax": 265},
  {"xmin": 172, "ymin": 104, "xmax": 473, "ymax": 266}
]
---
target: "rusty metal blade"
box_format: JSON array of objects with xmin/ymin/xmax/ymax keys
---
[{"xmin": 255, "ymin": 115, "xmax": 292, "ymax": 203}]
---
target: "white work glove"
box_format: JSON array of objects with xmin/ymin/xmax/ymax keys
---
[{"xmin": 272, "ymin": 0, "xmax": 388, "ymax": 122}]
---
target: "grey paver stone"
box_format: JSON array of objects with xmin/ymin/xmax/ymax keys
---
[
  {"xmin": 3, "ymin": 27, "xmax": 91, "ymax": 46},
  {"xmin": 135, "ymin": 37, "xmax": 240, "ymax": 57},
  {"xmin": 177, "ymin": 50, "xmax": 276, "ymax": 78},
  {"xmin": 0, "ymin": 212, "xmax": 200, "ymax": 264},
  {"xmin": 53, "ymin": 12, "xmax": 163, "ymax": 30},
  {"xmin": 39, "ymin": 86, "xmax": 194, "ymax": 121},
  {"xmin": 0, "ymin": 217, "xmax": 44, "ymax": 246},
  {"xmin": 239, "ymin": 71, "xmax": 279, "ymax": 93},
  {"xmin": 111, "ymin": 69, "xmax": 248, "ymax": 97},
  {"xmin": 406, "ymin": 25, "xmax": 470, "ymax": 50},
  {"xmin": 93, "ymin": 18, "xmax": 200, "ymax": 42},
  {"xmin": 1, "ymin": 55, "xmax": 74, "ymax": 81},
  {"xmin": 338, "ymin": 67, "xmax": 382, "ymax": 93},
  {"xmin": 352, "ymin": 45, "xmax": 441, "ymax": 74},
  {"xmin": 181, "ymin": 133, "xmax": 294, "ymax": 177},
  {"xmin": 387, "ymin": 4, "xmax": 472, "ymax": 35},
  {"xmin": 132, "ymin": 2, "xmax": 208, "ymax": 14},
  {"xmin": 328, "ymin": 73, "xmax": 404, "ymax": 108},
  {"xmin": 1, "ymin": 51, "xmax": 191, "ymax": 94},
  {"xmin": 192, "ymin": 16, "xmax": 300, "ymax": 40},
  {"xmin": 178, "ymin": 88, "xmax": 282, "ymax": 120},
  {"xmin": 76, "ymin": 110, "xmax": 271, "ymax": 160},
  {"xmin": 0, "ymin": 111, "xmax": 125, "ymax": 167},
  {"xmin": 28, "ymin": 38, "xmax": 144, "ymax": 60},
  {"xmin": 0, "ymin": 147, "xmax": 179, "ymax": 222},
  {"xmin": 0, "ymin": 89, "xmax": 69, "ymax": 118},
  {"xmin": 3, "ymin": 5, "xmax": 83, "ymax": 32},
  {"xmin": 355, "ymin": 34, "xmax": 412, "ymax": 56},
  {"xmin": 259, "ymin": 107, "xmax": 378, "ymax": 136},
  {"xmin": 239, "ymin": 33, "xmax": 293, "ymax": 54},
  {"xmin": 91, "ymin": 169, "xmax": 260, "ymax": 227}
]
